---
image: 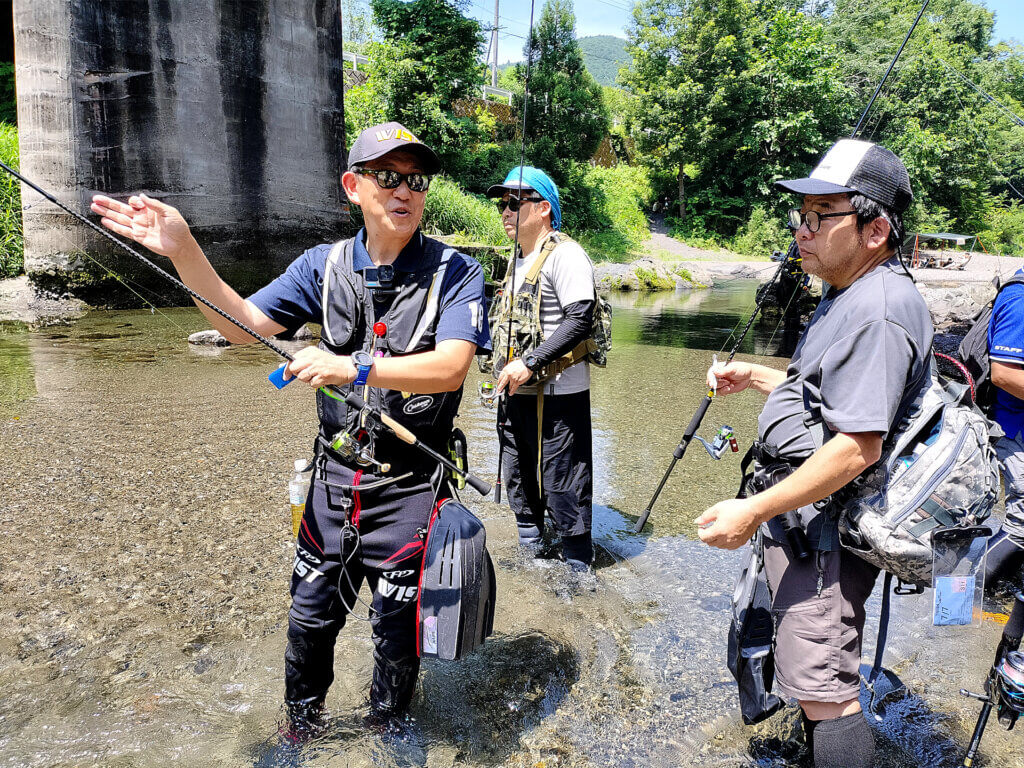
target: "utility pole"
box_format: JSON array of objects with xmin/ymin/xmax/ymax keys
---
[{"xmin": 491, "ymin": 0, "xmax": 499, "ymax": 88}]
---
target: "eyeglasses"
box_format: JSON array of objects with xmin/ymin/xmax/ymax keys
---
[
  {"xmin": 495, "ymin": 195, "xmax": 544, "ymax": 214},
  {"xmin": 787, "ymin": 208, "xmax": 857, "ymax": 233},
  {"xmin": 352, "ymin": 168, "xmax": 432, "ymax": 193}
]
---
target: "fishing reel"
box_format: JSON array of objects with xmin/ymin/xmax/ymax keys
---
[
  {"xmin": 996, "ymin": 650, "xmax": 1024, "ymax": 728},
  {"xmin": 478, "ymin": 380, "xmax": 497, "ymax": 408},
  {"xmin": 329, "ymin": 427, "xmax": 391, "ymax": 473},
  {"xmin": 695, "ymin": 425, "xmax": 739, "ymax": 460}
]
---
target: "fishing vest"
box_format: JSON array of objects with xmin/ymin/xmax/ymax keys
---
[
  {"xmin": 482, "ymin": 231, "xmax": 611, "ymax": 380},
  {"xmin": 317, "ymin": 234, "xmax": 463, "ymax": 469}
]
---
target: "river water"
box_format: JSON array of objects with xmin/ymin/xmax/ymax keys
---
[{"xmin": 0, "ymin": 282, "xmax": 1021, "ymax": 768}]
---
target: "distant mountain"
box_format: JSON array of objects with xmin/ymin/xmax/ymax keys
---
[{"xmin": 579, "ymin": 35, "xmax": 630, "ymax": 88}]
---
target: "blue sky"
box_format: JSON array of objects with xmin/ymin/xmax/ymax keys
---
[{"xmin": 462, "ymin": 0, "xmax": 1024, "ymax": 66}]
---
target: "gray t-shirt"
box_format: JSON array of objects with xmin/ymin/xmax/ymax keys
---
[{"xmin": 758, "ymin": 259, "xmax": 934, "ymax": 548}]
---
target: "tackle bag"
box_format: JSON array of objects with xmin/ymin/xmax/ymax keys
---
[
  {"xmin": 417, "ymin": 498, "xmax": 496, "ymax": 660},
  {"xmin": 956, "ymin": 272, "xmax": 1024, "ymax": 415},
  {"xmin": 480, "ymin": 232, "xmax": 611, "ymax": 377},
  {"xmin": 728, "ymin": 534, "xmax": 784, "ymax": 725},
  {"xmin": 836, "ymin": 362, "xmax": 1001, "ymax": 588}
]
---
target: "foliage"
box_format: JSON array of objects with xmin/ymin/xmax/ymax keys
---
[
  {"xmin": 421, "ymin": 175, "xmax": 507, "ymax": 246},
  {"xmin": 978, "ymin": 196, "xmax": 1024, "ymax": 254},
  {"xmin": 346, "ymin": 0, "xmax": 484, "ymax": 168},
  {"xmin": 563, "ymin": 164, "xmax": 653, "ymax": 261},
  {"xmin": 0, "ymin": 122, "xmax": 23, "ymax": 277},
  {"xmin": 514, "ymin": 0, "xmax": 610, "ymax": 174},
  {"xmin": 0, "ymin": 63, "xmax": 14, "ymax": 125},
  {"xmin": 341, "ymin": 0, "xmax": 377, "ymax": 50},
  {"xmin": 622, "ymin": 0, "xmax": 853, "ymax": 234},
  {"xmin": 730, "ymin": 205, "xmax": 791, "ymax": 256},
  {"xmin": 578, "ymin": 35, "xmax": 631, "ymax": 87}
]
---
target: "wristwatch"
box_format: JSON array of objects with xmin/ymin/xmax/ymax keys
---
[
  {"xmin": 352, "ymin": 350, "xmax": 374, "ymax": 387},
  {"xmin": 523, "ymin": 351, "xmax": 540, "ymax": 372}
]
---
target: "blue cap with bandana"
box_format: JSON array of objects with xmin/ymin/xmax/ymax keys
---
[{"xmin": 487, "ymin": 166, "xmax": 562, "ymax": 230}]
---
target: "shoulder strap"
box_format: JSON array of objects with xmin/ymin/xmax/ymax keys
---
[
  {"xmin": 865, "ymin": 572, "xmax": 894, "ymax": 720},
  {"xmin": 405, "ymin": 247, "xmax": 457, "ymax": 352},
  {"xmin": 996, "ymin": 273, "xmax": 1024, "ymax": 295},
  {"xmin": 522, "ymin": 232, "xmax": 563, "ymax": 286},
  {"xmin": 321, "ymin": 238, "xmax": 354, "ymax": 347}
]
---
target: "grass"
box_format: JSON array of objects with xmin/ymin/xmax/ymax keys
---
[
  {"xmin": 0, "ymin": 122, "xmax": 22, "ymax": 278},
  {"xmin": 422, "ymin": 175, "xmax": 507, "ymax": 247}
]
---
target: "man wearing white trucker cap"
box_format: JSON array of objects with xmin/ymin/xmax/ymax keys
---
[{"xmin": 696, "ymin": 139, "xmax": 933, "ymax": 767}]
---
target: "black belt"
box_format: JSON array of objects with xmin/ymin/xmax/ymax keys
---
[{"xmin": 738, "ymin": 441, "xmax": 812, "ymax": 559}]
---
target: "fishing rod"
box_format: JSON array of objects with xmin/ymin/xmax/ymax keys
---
[
  {"xmin": 959, "ymin": 591, "xmax": 1024, "ymax": 767},
  {"xmin": 634, "ymin": 0, "xmax": 932, "ymax": 535},
  {"xmin": 492, "ymin": 0, "xmax": 537, "ymax": 504},
  {"xmin": 0, "ymin": 158, "xmax": 492, "ymax": 497}
]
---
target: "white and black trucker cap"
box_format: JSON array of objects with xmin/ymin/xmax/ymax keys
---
[{"xmin": 776, "ymin": 139, "xmax": 912, "ymax": 213}]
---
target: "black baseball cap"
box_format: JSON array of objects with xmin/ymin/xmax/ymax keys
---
[
  {"xmin": 776, "ymin": 139, "xmax": 913, "ymax": 213},
  {"xmin": 347, "ymin": 121, "xmax": 441, "ymax": 174}
]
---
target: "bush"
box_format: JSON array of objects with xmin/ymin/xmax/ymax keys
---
[
  {"xmin": 731, "ymin": 205, "xmax": 791, "ymax": 257},
  {"xmin": 562, "ymin": 163, "xmax": 652, "ymax": 262},
  {"xmin": 979, "ymin": 197, "xmax": 1024, "ymax": 255},
  {"xmin": 0, "ymin": 122, "xmax": 22, "ymax": 277},
  {"xmin": 421, "ymin": 175, "xmax": 507, "ymax": 246}
]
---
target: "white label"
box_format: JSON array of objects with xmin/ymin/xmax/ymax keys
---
[{"xmin": 422, "ymin": 616, "xmax": 437, "ymax": 654}]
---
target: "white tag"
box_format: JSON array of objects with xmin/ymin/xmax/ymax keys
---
[{"xmin": 708, "ymin": 354, "xmax": 719, "ymax": 396}]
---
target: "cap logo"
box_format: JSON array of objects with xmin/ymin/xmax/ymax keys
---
[
  {"xmin": 810, "ymin": 139, "xmax": 871, "ymax": 187},
  {"xmin": 375, "ymin": 128, "xmax": 420, "ymax": 144}
]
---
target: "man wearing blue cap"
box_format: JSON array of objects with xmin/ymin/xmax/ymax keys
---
[{"xmin": 487, "ymin": 166, "xmax": 598, "ymax": 582}]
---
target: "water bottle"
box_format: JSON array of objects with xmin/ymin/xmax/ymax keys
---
[{"xmin": 289, "ymin": 459, "xmax": 311, "ymax": 538}]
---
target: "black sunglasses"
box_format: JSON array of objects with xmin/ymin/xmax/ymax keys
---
[
  {"xmin": 353, "ymin": 168, "xmax": 432, "ymax": 193},
  {"xmin": 495, "ymin": 195, "xmax": 544, "ymax": 213}
]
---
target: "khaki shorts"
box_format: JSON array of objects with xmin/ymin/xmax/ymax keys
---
[{"xmin": 763, "ymin": 539, "xmax": 879, "ymax": 703}]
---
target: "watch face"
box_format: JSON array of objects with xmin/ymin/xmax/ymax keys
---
[{"xmin": 352, "ymin": 351, "xmax": 373, "ymax": 367}]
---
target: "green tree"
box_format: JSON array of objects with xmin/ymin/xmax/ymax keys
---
[
  {"xmin": 621, "ymin": 0, "xmax": 851, "ymax": 235},
  {"xmin": 517, "ymin": 0, "xmax": 610, "ymax": 175},
  {"xmin": 345, "ymin": 0, "xmax": 484, "ymax": 165}
]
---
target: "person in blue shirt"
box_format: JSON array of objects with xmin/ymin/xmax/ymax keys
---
[
  {"xmin": 91, "ymin": 122, "xmax": 491, "ymax": 742},
  {"xmin": 986, "ymin": 268, "xmax": 1024, "ymax": 584}
]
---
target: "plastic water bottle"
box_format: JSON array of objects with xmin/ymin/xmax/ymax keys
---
[{"xmin": 289, "ymin": 460, "xmax": 311, "ymax": 538}]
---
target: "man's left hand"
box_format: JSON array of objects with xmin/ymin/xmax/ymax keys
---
[
  {"xmin": 495, "ymin": 358, "xmax": 533, "ymax": 396},
  {"xmin": 695, "ymin": 498, "xmax": 763, "ymax": 549},
  {"xmin": 284, "ymin": 346, "xmax": 357, "ymax": 389}
]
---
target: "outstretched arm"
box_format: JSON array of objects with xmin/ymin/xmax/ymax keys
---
[
  {"xmin": 90, "ymin": 194, "xmax": 286, "ymax": 344},
  {"xmin": 707, "ymin": 360, "xmax": 787, "ymax": 396}
]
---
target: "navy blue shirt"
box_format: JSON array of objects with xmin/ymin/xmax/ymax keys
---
[
  {"xmin": 989, "ymin": 268, "xmax": 1024, "ymax": 440},
  {"xmin": 248, "ymin": 229, "xmax": 491, "ymax": 352}
]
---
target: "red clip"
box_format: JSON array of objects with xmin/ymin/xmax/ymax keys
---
[{"xmin": 729, "ymin": 437, "xmax": 739, "ymax": 452}]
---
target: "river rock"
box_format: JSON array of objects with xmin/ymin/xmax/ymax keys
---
[
  {"xmin": 187, "ymin": 324, "xmax": 315, "ymax": 346},
  {"xmin": 594, "ymin": 257, "xmax": 710, "ymax": 293},
  {"xmin": 915, "ymin": 283, "xmax": 993, "ymax": 331}
]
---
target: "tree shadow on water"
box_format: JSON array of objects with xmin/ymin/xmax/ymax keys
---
[{"xmin": 414, "ymin": 630, "xmax": 580, "ymax": 760}]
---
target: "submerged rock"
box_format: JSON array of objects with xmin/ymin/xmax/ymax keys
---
[{"xmin": 187, "ymin": 324, "xmax": 315, "ymax": 346}]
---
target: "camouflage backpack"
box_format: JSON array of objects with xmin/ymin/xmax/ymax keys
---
[
  {"xmin": 480, "ymin": 232, "xmax": 611, "ymax": 378},
  {"xmin": 834, "ymin": 359, "xmax": 1000, "ymax": 588}
]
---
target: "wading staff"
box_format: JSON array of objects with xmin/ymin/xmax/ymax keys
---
[
  {"xmin": 493, "ymin": 0, "xmax": 537, "ymax": 504},
  {"xmin": 0, "ymin": 159, "xmax": 492, "ymax": 496},
  {"xmin": 633, "ymin": 0, "xmax": 933, "ymax": 536},
  {"xmin": 959, "ymin": 591, "xmax": 1024, "ymax": 767}
]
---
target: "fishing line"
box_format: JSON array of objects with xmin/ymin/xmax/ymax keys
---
[
  {"xmin": 634, "ymin": 0, "xmax": 934, "ymax": 534},
  {"xmin": 492, "ymin": 0, "xmax": 536, "ymax": 503}
]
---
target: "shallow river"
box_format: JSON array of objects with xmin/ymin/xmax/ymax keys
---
[{"xmin": 0, "ymin": 282, "xmax": 1021, "ymax": 767}]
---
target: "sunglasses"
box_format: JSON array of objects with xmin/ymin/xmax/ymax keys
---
[
  {"xmin": 495, "ymin": 195, "xmax": 544, "ymax": 213},
  {"xmin": 353, "ymin": 168, "xmax": 432, "ymax": 193}
]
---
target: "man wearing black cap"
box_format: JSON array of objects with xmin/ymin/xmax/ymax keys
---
[
  {"xmin": 92, "ymin": 122, "xmax": 490, "ymax": 739},
  {"xmin": 694, "ymin": 139, "xmax": 933, "ymax": 768}
]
